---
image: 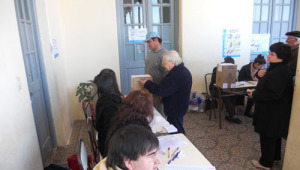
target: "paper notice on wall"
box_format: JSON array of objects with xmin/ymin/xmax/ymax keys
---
[
  {"xmin": 251, "ymin": 34, "xmax": 270, "ymax": 54},
  {"xmin": 222, "ymin": 29, "xmax": 241, "ymax": 58},
  {"xmin": 128, "ymin": 28, "xmax": 147, "ymax": 43}
]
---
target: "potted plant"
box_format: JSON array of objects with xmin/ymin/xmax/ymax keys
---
[{"xmin": 75, "ymin": 80, "xmax": 94, "ymax": 102}]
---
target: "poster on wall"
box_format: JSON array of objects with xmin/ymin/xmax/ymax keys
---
[
  {"xmin": 128, "ymin": 28, "xmax": 147, "ymax": 43},
  {"xmin": 222, "ymin": 29, "xmax": 241, "ymax": 58},
  {"xmin": 52, "ymin": 39, "xmax": 59, "ymax": 58},
  {"xmin": 250, "ymin": 34, "xmax": 270, "ymax": 54}
]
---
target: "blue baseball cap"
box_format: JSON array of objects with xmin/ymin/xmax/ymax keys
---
[{"xmin": 144, "ymin": 32, "xmax": 160, "ymax": 42}]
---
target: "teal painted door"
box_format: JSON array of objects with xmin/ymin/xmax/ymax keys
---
[{"xmin": 15, "ymin": 0, "xmax": 53, "ymax": 164}]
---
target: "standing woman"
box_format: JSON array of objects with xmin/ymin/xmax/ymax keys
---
[
  {"xmin": 93, "ymin": 69, "xmax": 122, "ymax": 157},
  {"xmin": 238, "ymin": 54, "xmax": 266, "ymax": 117},
  {"xmin": 248, "ymin": 42, "xmax": 293, "ymax": 169}
]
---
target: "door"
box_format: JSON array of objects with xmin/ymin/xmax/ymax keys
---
[
  {"xmin": 116, "ymin": 0, "xmax": 178, "ymax": 95},
  {"xmin": 15, "ymin": 0, "xmax": 54, "ymax": 164}
]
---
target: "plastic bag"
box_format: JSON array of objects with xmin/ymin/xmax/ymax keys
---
[{"xmin": 188, "ymin": 92, "xmax": 202, "ymax": 112}]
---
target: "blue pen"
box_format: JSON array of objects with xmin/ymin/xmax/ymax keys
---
[
  {"xmin": 171, "ymin": 147, "xmax": 180, "ymax": 157},
  {"xmin": 168, "ymin": 150, "xmax": 181, "ymax": 164}
]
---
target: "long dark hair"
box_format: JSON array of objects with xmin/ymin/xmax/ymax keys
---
[{"xmin": 93, "ymin": 69, "xmax": 121, "ymax": 97}]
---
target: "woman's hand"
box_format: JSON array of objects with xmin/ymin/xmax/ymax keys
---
[
  {"xmin": 257, "ymin": 69, "xmax": 267, "ymax": 78},
  {"xmin": 139, "ymin": 80, "xmax": 148, "ymax": 86}
]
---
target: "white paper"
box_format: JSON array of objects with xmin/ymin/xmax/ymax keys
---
[
  {"xmin": 165, "ymin": 165, "xmax": 216, "ymax": 170},
  {"xmin": 159, "ymin": 135, "xmax": 186, "ymax": 152},
  {"xmin": 163, "ymin": 124, "xmax": 177, "ymax": 133},
  {"xmin": 222, "ymin": 83, "xmax": 227, "ymax": 88},
  {"xmin": 217, "ymin": 64, "xmax": 222, "ymax": 72},
  {"xmin": 230, "ymin": 83, "xmax": 236, "ymax": 88},
  {"xmin": 150, "ymin": 115, "xmax": 170, "ymax": 129}
]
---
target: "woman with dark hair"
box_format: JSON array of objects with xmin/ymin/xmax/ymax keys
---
[
  {"xmin": 238, "ymin": 54, "xmax": 266, "ymax": 117},
  {"xmin": 93, "ymin": 69, "xmax": 122, "ymax": 157},
  {"xmin": 248, "ymin": 42, "xmax": 293, "ymax": 169},
  {"xmin": 104, "ymin": 90, "xmax": 154, "ymax": 157}
]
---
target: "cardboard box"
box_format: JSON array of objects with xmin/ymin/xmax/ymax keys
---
[
  {"xmin": 216, "ymin": 63, "xmax": 237, "ymax": 89},
  {"xmin": 131, "ymin": 74, "xmax": 153, "ymax": 91}
]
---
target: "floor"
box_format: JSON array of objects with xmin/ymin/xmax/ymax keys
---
[{"xmin": 47, "ymin": 107, "xmax": 285, "ymax": 170}]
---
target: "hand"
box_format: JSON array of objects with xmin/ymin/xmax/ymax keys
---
[
  {"xmin": 247, "ymin": 89, "xmax": 254, "ymax": 98},
  {"xmin": 139, "ymin": 80, "xmax": 148, "ymax": 86},
  {"xmin": 257, "ymin": 70, "xmax": 267, "ymax": 78},
  {"xmin": 253, "ymin": 77, "xmax": 259, "ymax": 81}
]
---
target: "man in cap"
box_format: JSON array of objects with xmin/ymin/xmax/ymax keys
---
[
  {"xmin": 209, "ymin": 56, "xmax": 242, "ymax": 124},
  {"xmin": 144, "ymin": 32, "xmax": 168, "ymax": 116},
  {"xmin": 285, "ymin": 31, "xmax": 300, "ymax": 78}
]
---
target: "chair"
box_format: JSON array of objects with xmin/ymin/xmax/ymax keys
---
[
  {"xmin": 77, "ymin": 139, "xmax": 92, "ymax": 170},
  {"xmin": 204, "ymin": 73, "xmax": 218, "ymax": 113},
  {"xmin": 82, "ymin": 99, "xmax": 96, "ymax": 128},
  {"xmin": 87, "ymin": 117, "xmax": 100, "ymax": 163}
]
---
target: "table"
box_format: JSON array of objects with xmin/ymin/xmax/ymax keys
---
[{"xmin": 210, "ymin": 81, "xmax": 257, "ymax": 129}]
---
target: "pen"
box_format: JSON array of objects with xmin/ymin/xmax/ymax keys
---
[
  {"xmin": 168, "ymin": 147, "xmax": 170, "ymax": 158},
  {"xmin": 171, "ymin": 147, "xmax": 180, "ymax": 157},
  {"xmin": 168, "ymin": 150, "xmax": 181, "ymax": 164}
]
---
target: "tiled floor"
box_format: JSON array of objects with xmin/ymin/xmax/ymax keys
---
[{"xmin": 47, "ymin": 107, "xmax": 285, "ymax": 170}]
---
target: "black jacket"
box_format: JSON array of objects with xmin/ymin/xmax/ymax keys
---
[
  {"xmin": 238, "ymin": 62, "xmax": 256, "ymax": 81},
  {"xmin": 144, "ymin": 63, "xmax": 192, "ymax": 118},
  {"xmin": 252, "ymin": 62, "xmax": 293, "ymax": 138}
]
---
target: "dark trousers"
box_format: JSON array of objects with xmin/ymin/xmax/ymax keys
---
[
  {"xmin": 167, "ymin": 116, "xmax": 185, "ymax": 134},
  {"xmin": 259, "ymin": 134, "xmax": 282, "ymax": 167},
  {"xmin": 244, "ymin": 98, "xmax": 253, "ymax": 114},
  {"xmin": 222, "ymin": 96, "xmax": 236, "ymax": 117}
]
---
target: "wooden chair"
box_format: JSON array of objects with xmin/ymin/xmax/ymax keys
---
[
  {"xmin": 77, "ymin": 139, "xmax": 92, "ymax": 170},
  {"xmin": 82, "ymin": 99, "xmax": 96, "ymax": 129},
  {"xmin": 87, "ymin": 117, "xmax": 100, "ymax": 163},
  {"xmin": 204, "ymin": 73, "xmax": 218, "ymax": 113}
]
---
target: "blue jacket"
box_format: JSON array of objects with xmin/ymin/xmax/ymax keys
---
[{"xmin": 144, "ymin": 63, "xmax": 192, "ymax": 117}]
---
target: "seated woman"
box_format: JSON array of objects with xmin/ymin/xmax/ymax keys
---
[
  {"xmin": 104, "ymin": 90, "xmax": 154, "ymax": 156},
  {"xmin": 93, "ymin": 69, "xmax": 122, "ymax": 157},
  {"xmin": 238, "ymin": 54, "xmax": 266, "ymax": 117}
]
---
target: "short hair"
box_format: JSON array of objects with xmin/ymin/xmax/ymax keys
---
[
  {"xmin": 254, "ymin": 54, "xmax": 266, "ymax": 65},
  {"xmin": 93, "ymin": 69, "xmax": 122, "ymax": 96},
  {"xmin": 151, "ymin": 37, "xmax": 162, "ymax": 44},
  {"xmin": 163, "ymin": 50, "xmax": 183, "ymax": 66},
  {"xmin": 269, "ymin": 42, "xmax": 291, "ymax": 63},
  {"xmin": 106, "ymin": 125, "xmax": 159, "ymax": 170}
]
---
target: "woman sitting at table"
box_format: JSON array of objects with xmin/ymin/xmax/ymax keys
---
[
  {"xmin": 93, "ymin": 69, "xmax": 122, "ymax": 157},
  {"xmin": 248, "ymin": 42, "xmax": 293, "ymax": 169},
  {"xmin": 103, "ymin": 90, "xmax": 154, "ymax": 157},
  {"xmin": 238, "ymin": 54, "xmax": 266, "ymax": 117}
]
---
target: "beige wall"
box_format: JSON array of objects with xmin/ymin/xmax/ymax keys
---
[
  {"xmin": 59, "ymin": 0, "xmax": 120, "ymax": 120},
  {"xmin": 180, "ymin": 0, "xmax": 253, "ymax": 94},
  {"xmin": 0, "ymin": 1, "xmax": 43, "ymax": 169}
]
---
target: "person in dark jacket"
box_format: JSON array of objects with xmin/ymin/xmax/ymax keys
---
[
  {"xmin": 104, "ymin": 90, "xmax": 154, "ymax": 157},
  {"xmin": 141, "ymin": 50, "xmax": 192, "ymax": 134},
  {"xmin": 285, "ymin": 31, "xmax": 300, "ymax": 78},
  {"xmin": 238, "ymin": 54, "xmax": 266, "ymax": 117},
  {"xmin": 93, "ymin": 69, "xmax": 122, "ymax": 157},
  {"xmin": 248, "ymin": 42, "xmax": 293, "ymax": 169}
]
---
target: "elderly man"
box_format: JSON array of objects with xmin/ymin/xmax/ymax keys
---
[
  {"xmin": 93, "ymin": 125, "xmax": 161, "ymax": 170},
  {"xmin": 285, "ymin": 31, "xmax": 300, "ymax": 78},
  {"xmin": 144, "ymin": 32, "xmax": 168, "ymax": 116},
  {"xmin": 141, "ymin": 50, "xmax": 192, "ymax": 134}
]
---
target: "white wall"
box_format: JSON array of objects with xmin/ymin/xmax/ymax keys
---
[
  {"xmin": 0, "ymin": 1, "xmax": 43, "ymax": 169},
  {"xmin": 59, "ymin": 0, "xmax": 120, "ymax": 120},
  {"xmin": 180, "ymin": 0, "xmax": 253, "ymax": 93}
]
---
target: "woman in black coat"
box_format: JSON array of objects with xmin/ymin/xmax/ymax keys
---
[
  {"xmin": 238, "ymin": 54, "xmax": 266, "ymax": 117},
  {"xmin": 93, "ymin": 69, "xmax": 122, "ymax": 157},
  {"xmin": 248, "ymin": 42, "xmax": 293, "ymax": 169}
]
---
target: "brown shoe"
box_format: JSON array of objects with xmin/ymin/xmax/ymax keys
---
[{"xmin": 251, "ymin": 160, "xmax": 270, "ymax": 169}]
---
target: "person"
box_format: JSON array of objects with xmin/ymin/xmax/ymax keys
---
[
  {"xmin": 103, "ymin": 90, "xmax": 154, "ymax": 157},
  {"xmin": 93, "ymin": 125, "xmax": 161, "ymax": 170},
  {"xmin": 285, "ymin": 31, "xmax": 300, "ymax": 78},
  {"xmin": 248, "ymin": 42, "xmax": 293, "ymax": 169},
  {"xmin": 141, "ymin": 50, "xmax": 192, "ymax": 134},
  {"xmin": 238, "ymin": 54, "xmax": 266, "ymax": 117},
  {"xmin": 144, "ymin": 32, "xmax": 168, "ymax": 116},
  {"xmin": 93, "ymin": 69, "xmax": 122, "ymax": 157},
  {"xmin": 209, "ymin": 56, "xmax": 242, "ymax": 124}
]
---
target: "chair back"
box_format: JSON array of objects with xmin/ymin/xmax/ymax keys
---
[
  {"xmin": 87, "ymin": 117, "xmax": 99, "ymax": 163},
  {"xmin": 77, "ymin": 139, "xmax": 92, "ymax": 170},
  {"xmin": 205, "ymin": 73, "xmax": 212, "ymax": 95}
]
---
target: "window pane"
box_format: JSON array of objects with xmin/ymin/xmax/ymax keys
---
[
  {"xmin": 260, "ymin": 23, "xmax": 269, "ymax": 33},
  {"xmin": 253, "ymin": 5, "xmax": 261, "ymax": 21},
  {"xmin": 254, "ymin": 0, "xmax": 261, "ymax": 3},
  {"xmin": 284, "ymin": 0, "xmax": 291, "ymax": 3},
  {"xmin": 126, "ymin": 45, "xmax": 134, "ymax": 61},
  {"xmin": 125, "ymin": 26, "xmax": 131, "ymax": 42},
  {"xmin": 262, "ymin": 0, "xmax": 269, "ymax": 3},
  {"xmin": 24, "ymin": 0, "xmax": 30, "ymax": 20},
  {"xmin": 134, "ymin": 0, "xmax": 142, "ymax": 4},
  {"xmin": 135, "ymin": 44, "xmax": 145, "ymax": 61},
  {"xmin": 134, "ymin": 6, "xmax": 143, "ymax": 24},
  {"xmin": 152, "ymin": 25, "xmax": 161, "ymax": 36},
  {"xmin": 152, "ymin": 0, "xmax": 160, "ymax": 4},
  {"xmin": 275, "ymin": 0, "xmax": 282, "ymax": 4},
  {"xmin": 163, "ymin": 0, "xmax": 170, "ymax": 3},
  {"xmin": 124, "ymin": 0, "xmax": 132, "ymax": 4},
  {"xmin": 281, "ymin": 23, "xmax": 289, "ymax": 36},
  {"xmin": 163, "ymin": 43, "xmax": 171, "ymax": 51},
  {"xmin": 252, "ymin": 23, "xmax": 260, "ymax": 34},
  {"xmin": 274, "ymin": 6, "xmax": 282, "ymax": 21},
  {"xmin": 261, "ymin": 5, "xmax": 269, "ymax": 21},
  {"xmin": 124, "ymin": 7, "xmax": 133, "ymax": 24},
  {"xmin": 273, "ymin": 23, "xmax": 281, "ymax": 37},
  {"xmin": 162, "ymin": 25, "xmax": 171, "ymax": 41},
  {"xmin": 152, "ymin": 6, "xmax": 161, "ymax": 24},
  {"xmin": 163, "ymin": 7, "xmax": 170, "ymax": 23},
  {"xmin": 282, "ymin": 6, "xmax": 290, "ymax": 20}
]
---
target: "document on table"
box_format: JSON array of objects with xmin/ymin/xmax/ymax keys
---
[
  {"xmin": 159, "ymin": 135, "xmax": 186, "ymax": 152},
  {"xmin": 163, "ymin": 124, "xmax": 177, "ymax": 133},
  {"xmin": 150, "ymin": 115, "xmax": 170, "ymax": 129},
  {"xmin": 165, "ymin": 165, "xmax": 216, "ymax": 170}
]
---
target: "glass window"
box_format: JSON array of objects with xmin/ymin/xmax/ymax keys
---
[
  {"xmin": 135, "ymin": 44, "xmax": 145, "ymax": 61},
  {"xmin": 254, "ymin": 0, "xmax": 261, "ymax": 3},
  {"xmin": 261, "ymin": 5, "xmax": 269, "ymax": 21},
  {"xmin": 152, "ymin": 25, "xmax": 161, "ymax": 35},
  {"xmin": 275, "ymin": 0, "xmax": 282, "ymax": 4},
  {"xmin": 152, "ymin": 6, "xmax": 161, "ymax": 24},
  {"xmin": 152, "ymin": 0, "xmax": 160, "ymax": 4},
  {"xmin": 262, "ymin": 0, "xmax": 269, "ymax": 3},
  {"xmin": 124, "ymin": 0, "xmax": 132, "ymax": 4},
  {"xmin": 252, "ymin": 23, "xmax": 260, "ymax": 34},
  {"xmin": 284, "ymin": 0, "xmax": 291, "ymax": 3},
  {"xmin": 282, "ymin": 6, "xmax": 290, "ymax": 20},
  {"xmin": 126, "ymin": 45, "xmax": 134, "ymax": 61},
  {"xmin": 260, "ymin": 23, "xmax": 269, "ymax": 33},
  {"xmin": 163, "ymin": 0, "xmax": 170, "ymax": 3},
  {"xmin": 274, "ymin": 6, "xmax": 282, "ymax": 21},
  {"xmin": 134, "ymin": 0, "xmax": 142, "ymax": 4},
  {"xmin": 124, "ymin": 7, "xmax": 133, "ymax": 24},
  {"xmin": 162, "ymin": 25, "xmax": 171, "ymax": 41},
  {"xmin": 163, "ymin": 7, "xmax": 170, "ymax": 23},
  {"xmin": 273, "ymin": 22, "xmax": 281, "ymax": 36},
  {"xmin": 163, "ymin": 43, "xmax": 171, "ymax": 51},
  {"xmin": 281, "ymin": 23, "xmax": 289, "ymax": 36},
  {"xmin": 253, "ymin": 5, "xmax": 261, "ymax": 21},
  {"xmin": 134, "ymin": 6, "xmax": 143, "ymax": 24},
  {"xmin": 24, "ymin": 0, "xmax": 30, "ymax": 20}
]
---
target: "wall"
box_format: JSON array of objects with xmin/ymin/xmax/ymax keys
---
[
  {"xmin": 59, "ymin": 0, "xmax": 120, "ymax": 120},
  {"xmin": 0, "ymin": 1, "xmax": 43, "ymax": 169},
  {"xmin": 180, "ymin": 0, "xmax": 253, "ymax": 93}
]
